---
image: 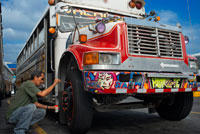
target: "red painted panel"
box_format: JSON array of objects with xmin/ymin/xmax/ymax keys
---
[
  {"xmin": 67, "ymin": 22, "xmax": 128, "ymax": 70},
  {"xmin": 181, "ymin": 33, "xmax": 189, "ymax": 65}
]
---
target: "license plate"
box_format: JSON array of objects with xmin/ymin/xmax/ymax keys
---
[{"xmin": 152, "ymin": 78, "xmax": 181, "ymax": 89}]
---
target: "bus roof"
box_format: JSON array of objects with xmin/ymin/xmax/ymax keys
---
[{"xmin": 60, "ymin": 0, "xmax": 146, "ymax": 16}]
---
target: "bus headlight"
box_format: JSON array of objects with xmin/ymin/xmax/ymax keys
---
[
  {"xmin": 99, "ymin": 53, "xmax": 120, "ymax": 65},
  {"xmin": 83, "ymin": 52, "xmax": 120, "ymax": 65}
]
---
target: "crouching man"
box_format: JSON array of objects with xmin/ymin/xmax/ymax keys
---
[{"xmin": 6, "ymin": 70, "xmax": 61, "ymax": 134}]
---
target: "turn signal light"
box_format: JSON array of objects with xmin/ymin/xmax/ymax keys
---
[
  {"xmin": 79, "ymin": 34, "xmax": 87, "ymax": 43},
  {"xmin": 83, "ymin": 52, "xmax": 99, "ymax": 65},
  {"xmin": 49, "ymin": 27, "xmax": 56, "ymax": 34},
  {"xmin": 48, "ymin": 0, "xmax": 55, "ymax": 5}
]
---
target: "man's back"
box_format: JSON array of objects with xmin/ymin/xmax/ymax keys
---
[{"xmin": 6, "ymin": 80, "xmax": 40, "ymax": 120}]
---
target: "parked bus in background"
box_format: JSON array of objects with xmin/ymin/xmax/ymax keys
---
[
  {"xmin": 189, "ymin": 54, "xmax": 200, "ymax": 97},
  {"xmin": 188, "ymin": 55, "xmax": 198, "ymax": 74},
  {"xmin": 16, "ymin": 0, "xmax": 199, "ymax": 133},
  {"xmin": 0, "ymin": 1, "xmax": 5, "ymax": 106},
  {"xmin": 191, "ymin": 53, "xmax": 200, "ymax": 74}
]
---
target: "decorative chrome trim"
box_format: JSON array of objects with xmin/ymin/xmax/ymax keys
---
[{"xmin": 83, "ymin": 57, "xmax": 191, "ymax": 73}]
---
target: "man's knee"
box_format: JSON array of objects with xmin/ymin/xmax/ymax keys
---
[
  {"xmin": 40, "ymin": 109, "xmax": 46, "ymax": 116},
  {"xmin": 26, "ymin": 104, "xmax": 37, "ymax": 111},
  {"xmin": 36, "ymin": 109, "xmax": 46, "ymax": 118}
]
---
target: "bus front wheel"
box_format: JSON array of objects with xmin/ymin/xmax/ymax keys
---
[{"xmin": 59, "ymin": 68, "xmax": 93, "ymax": 133}]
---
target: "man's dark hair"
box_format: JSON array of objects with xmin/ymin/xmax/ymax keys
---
[{"xmin": 30, "ymin": 70, "xmax": 44, "ymax": 80}]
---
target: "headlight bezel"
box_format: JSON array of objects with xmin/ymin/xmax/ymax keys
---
[{"xmin": 83, "ymin": 52, "xmax": 121, "ymax": 65}]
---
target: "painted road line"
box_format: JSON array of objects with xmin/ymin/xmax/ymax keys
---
[
  {"xmin": 32, "ymin": 123, "xmax": 47, "ymax": 134},
  {"xmin": 7, "ymin": 99, "xmax": 10, "ymax": 104},
  {"xmin": 191, "ymin": 112, "xmax": 200, "ymax": 115}
]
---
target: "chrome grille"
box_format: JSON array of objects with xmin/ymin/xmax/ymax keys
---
[{"xmin": 127, "ymin": 24, "xmax": 183, "ymax": 58}]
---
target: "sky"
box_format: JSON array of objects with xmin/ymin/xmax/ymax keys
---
[{"xmin": 1, "ymin": 0, "xmax": 200, "ymax": 63}]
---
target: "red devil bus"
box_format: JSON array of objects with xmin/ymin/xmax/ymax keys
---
[{"xmin": 16, "ymin": 0, "xmax": 199, "ymax": 133}]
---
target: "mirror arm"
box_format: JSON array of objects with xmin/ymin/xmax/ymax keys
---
[{"xmin": 70, "ymin": 7, "xmax": 80, "ymax": 44}]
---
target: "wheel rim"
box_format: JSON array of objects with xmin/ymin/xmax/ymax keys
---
[{"xmin": 62, "ymin": 83, "xmax": 74, "ymax": 125}]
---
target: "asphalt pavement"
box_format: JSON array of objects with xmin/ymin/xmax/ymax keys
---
[{"xmin": 0, "ymin": 96, "xmax": 200, "ymax": 134}]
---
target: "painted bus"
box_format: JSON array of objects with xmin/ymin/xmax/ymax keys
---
[{"xmin": 16, "ymin": 0, "xmax": 199, "ymax": 133}]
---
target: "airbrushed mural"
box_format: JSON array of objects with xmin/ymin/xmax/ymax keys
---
[{"xmin": 84, "ymin": 71, "xmax": 143, "ymax": 94}]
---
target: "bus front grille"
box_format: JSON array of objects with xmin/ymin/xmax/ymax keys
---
[{"xmin": 127, "ymin": 24, "xmax": 183, "ymax": 58}]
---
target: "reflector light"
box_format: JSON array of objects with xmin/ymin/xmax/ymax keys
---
[
  {"xmin": 129, "ymin": 1, "xmax": 136, "ymax": 8},
  {"xmin": 48, "ymin": 0, "xmax": 55, "ymax": 5},
  {"xmin": 156, "ymin": 16, "xmax": 161, "ymax": 21},
  {"xmin": 49, "ymin": 27, "xmax": 56, "ymax": 34},
  {"xmin": 184, "ymin": 36, "xmax": 189, "ymax": 45},
  {"xmin": 95, "ymin": 22, "xmax": 106, "ymax": 33},
  {"xmin": 136, "ymin": 2, "xmax": 143, "ymax": 9},
  {"xmin": 79, "ymin": 34, "xmax": 87, "ymax": 43}
]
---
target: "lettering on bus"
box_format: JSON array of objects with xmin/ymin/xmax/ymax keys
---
[{"xmin": 65, "ymin": 9, "xmax": 108, "ymax": 18}]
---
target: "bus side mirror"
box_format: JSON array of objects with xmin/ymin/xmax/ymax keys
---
[{"xmin": 88, "ymin": 24, "xmax": 97, "ymax": 34}]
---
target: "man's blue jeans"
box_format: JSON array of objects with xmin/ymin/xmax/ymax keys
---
[{"xmin": 8, "ymin": 104, "xmax": 46, "ymax": 134}]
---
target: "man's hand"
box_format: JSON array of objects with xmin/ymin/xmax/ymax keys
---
[
  {"xmin": 37, "ymin": 78, "xmax": 61, "ymax": 97},
  {"xmin": 53, "ymin": 78, "xmax": 61, "ymax": 85},
  {"xmin": 34, "ymin": 102, "xmax": 58, "ymax": 110},
  {"xmin": 48, "ymin": 105, "xmax": 58, "ymax": 110}
]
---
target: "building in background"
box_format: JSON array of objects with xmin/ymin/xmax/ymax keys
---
[
  {"xmin": 5, "ymin": 62, "xmax": 17, "ymax": 75},
  {"xmin": 3, "ymin": 62, "xmax": 15, "ymax": 97}
]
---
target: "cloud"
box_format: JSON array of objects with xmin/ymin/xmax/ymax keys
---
[
  {"xmin": 3, "ymin": 44, "xmax": 24, "ymax": 62},
  {"xmin": 4, "ymin": 28, "xmax": 29, "ymax": 43},
  {"xmin": 184, "ymin": 24, "xmax": 200, "ymax": 54},
  {"xmin": 2, "ymin": 0, "xmax": 48, "ymax": 62},
  {"xmin": 158, "ymin": 10, "xmax": 179, "ymax": 25},
  {"xmin": 2, "ymin": 0, "xmax": 47, "ymax": 32}
]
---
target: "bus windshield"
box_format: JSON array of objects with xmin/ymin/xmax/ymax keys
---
[{"xmin": 57, "ymin": 7, "xmax": 121, "ymax": 32}]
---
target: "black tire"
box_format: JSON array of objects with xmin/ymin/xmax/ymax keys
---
[
  {"xmin": 59, "ymin": 68, "xmax": 93, "ymax": 133},
  {"xmin": 156, "ymin": 92, "xmax": 193, "ymax": 121}
]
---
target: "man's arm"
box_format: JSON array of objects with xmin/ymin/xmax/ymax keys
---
[
  {"xmin": 34, "ymin": 102, "xmax": 56, "ymax": 110},
  {"xmin": 37, "ymin": 78, "xmax": 60, "ymax": 97}
]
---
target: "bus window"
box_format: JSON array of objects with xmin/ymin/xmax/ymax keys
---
[{"xmin": 39, "ymin": 28, "xmax": 44, "ymax": 45}]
